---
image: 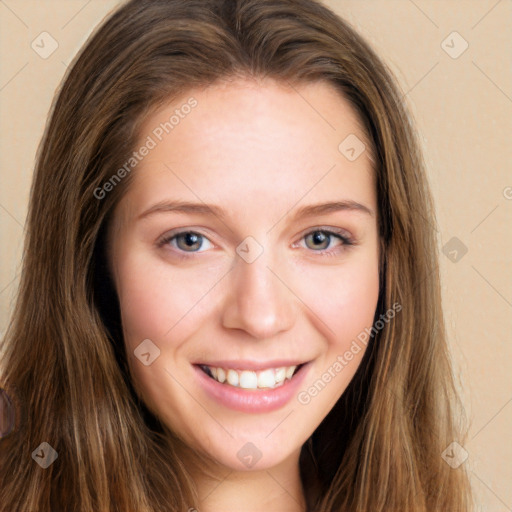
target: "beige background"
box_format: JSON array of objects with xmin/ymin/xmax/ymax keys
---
[{"xmin": 0, "ymin": 1, "xmax": 510, "ymax": 509}]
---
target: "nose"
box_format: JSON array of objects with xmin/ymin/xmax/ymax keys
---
[{"xmin": 221, "ymin": 247, "xmax": 296, "ymax": 339}]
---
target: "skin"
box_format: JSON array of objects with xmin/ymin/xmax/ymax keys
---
[{"xmin": 108, "ymin": 77, "xmax": 380, "ymax": 512}]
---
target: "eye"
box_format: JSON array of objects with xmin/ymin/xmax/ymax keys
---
[
  {"xmin": 157, "ymin": 231, "xmax": 213, "ymax": 253},
  {"xmin": 299, "ymin": 229, "xmax": 354, "ymax": 255},
  {"xmin": 157, "ymin": 228, "xmax": 355, "ymax": 258}
]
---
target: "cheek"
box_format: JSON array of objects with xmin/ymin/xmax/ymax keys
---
[
  {"xmin": 114, "ymin": 247, "xmax": 215, "ymax": 348},
  {"xmin": 115, "ymin": 263, "xmax": 170, "ymax": 347},
  {"xmin": 112, "ymin": 248, "xmax": 207, "ymax": 420},
  {"xmin": 294, "ymin": 248, "xmax": 380, "ymax": 347},
  {"xmin": 293, "ymin": 250, "xmax": 380, "ymax": 414}
]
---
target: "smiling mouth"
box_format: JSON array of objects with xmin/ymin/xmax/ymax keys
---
[{"xmin": 198, "ymin": 363, "xmax": 304, "ymax": 390}]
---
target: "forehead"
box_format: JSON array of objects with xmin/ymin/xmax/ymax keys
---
[{"xmin": 117, "ymin": 77, "xmax": 376, "ymax": 224}]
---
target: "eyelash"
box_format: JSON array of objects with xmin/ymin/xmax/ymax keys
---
[{"xmin": 156, "ymin": 228, "xmax": 355, "ymax": 259}]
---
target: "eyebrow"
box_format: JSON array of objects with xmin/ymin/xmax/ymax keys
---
[{"xmin": 137, "ymin": 199, "xmax": 374, "ymax": 221}]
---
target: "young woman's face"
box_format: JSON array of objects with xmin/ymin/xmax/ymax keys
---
[{"xmin": 108, "ymin": 78, "xmax": 380, "ymax": 472}]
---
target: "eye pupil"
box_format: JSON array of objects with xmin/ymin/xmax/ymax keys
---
[
  {"xmin": 186, "ymin": 233, "xmax": 198, "ymax": 244},
  {"xmin": 178, "ymin": 232, "xmax": 201, "ymax": 251},
  {"xmin": 313, "ymin": 232, "xmax": 326, "ymax": 244},
  {"xmin": 307, "ymin": 231, "xmax": 330, "ymax": 250}
]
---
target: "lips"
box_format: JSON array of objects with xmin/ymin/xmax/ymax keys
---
[{"xmin": 193, "ymin": 361, "xmax": 311, "ymax": 413}]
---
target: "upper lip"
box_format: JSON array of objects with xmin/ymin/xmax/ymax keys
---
[{"xmin": 194, "ymin": 359, "xmax": 307, "ymax": 371}]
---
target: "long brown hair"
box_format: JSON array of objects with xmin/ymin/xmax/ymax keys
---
[{"xmin": 0, "ymin": 0, "xmax": 473, "ymax": 510}]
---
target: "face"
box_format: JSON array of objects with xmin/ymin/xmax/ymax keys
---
[{"xmin": 108, "ymin": 77, "xmax": 380, "ymax": 473}]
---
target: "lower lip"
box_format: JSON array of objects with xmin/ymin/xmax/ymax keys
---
[{"xmin": 193, "ymin": 363, "xmax": 311, "ymax": 413}]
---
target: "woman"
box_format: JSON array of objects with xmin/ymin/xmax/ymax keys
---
[{"xmin": 0, "ymin": 0, "xmax": 473, "ymax": 510}]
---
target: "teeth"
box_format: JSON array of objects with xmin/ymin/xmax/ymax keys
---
[
  {"xmin": 285, "ymin": 366, "xmax": 296, "ymax": 379},
  {"xmin": 216, "ymin": 367, "xmax": 226, "ymax": 383},
  {"xmin": 240, "ymin": 371, "xmax": 258, "ymax": 389},
  {"xmin": 226, "ymin": 369, "xmax": 239, "ymax": 386},
  {"xmin": 275, "ymin": 367, "xmax": 286, "ymax": 383},
  {"xmin": 258, "ymin": 369, "xmax": 275, "ymax": 388},
  {"xmin": 202, "ymin": 364, "xmax": 299, "ymax": 389}
]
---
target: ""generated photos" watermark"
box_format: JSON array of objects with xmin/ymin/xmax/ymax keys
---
[
  {"xmin": 93, "ymin": 97, "xmax": 198, "ymax": 200},
  {"xmin": 297, "ymin": 302, "xmax": 402, "ymax": 405}
]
